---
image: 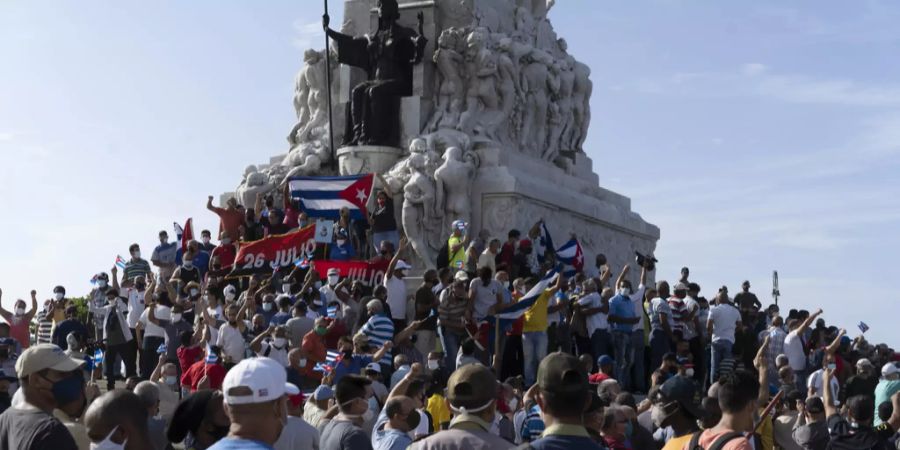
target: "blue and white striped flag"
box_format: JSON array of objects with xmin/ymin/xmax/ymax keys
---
[
  {"xmin": 858, "ymin": 321, "xmax": 870, "ymax": 333},
  {"xmin": 93, "ymin": 348, "xmax": 103, "ymax": 364},
  {"xmin": 313, "ymin": 349, "xmax": 342, "ymax": 372},
  {"xmin": 289, "ymin": 174, "xmax": 374, "ymax": 220},
  {"xmin": 157, "ymin": 343, "xmax": 167, "ymax": 354},
  {"xmin": 205, "ymin": 343, "xmax": 218, "ymax": 364},
  {"xmin": 486, "ymin": 268, "xmax": 559, "ymax": 323},
  {"xmin": 326, "ymin": 306, "xmax": 338, "ymax": 319}
]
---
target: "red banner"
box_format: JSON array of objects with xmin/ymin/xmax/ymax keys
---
[
  {"xmin": 227, "ymin": 226, "xmax": 316, "ymax": 277},
  {"xmin": 312, "ymin": 259, "xmax": 390, "ymax": 288}
]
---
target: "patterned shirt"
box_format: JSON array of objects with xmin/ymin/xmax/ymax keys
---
[
  {"xmin": 360, "ymin": 313, "xmax": 394, "ymax": 365},
  {"xmin": 123, "ymin": 258, "xmax": 151, "ymax": 281}
]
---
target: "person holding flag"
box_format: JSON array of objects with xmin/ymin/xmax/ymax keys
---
[
  {"xmin": 151, "ymin": 230, "xmax": 178, "ymax": 282},
  {"xmin": 519, "ymin": 270, "xmax": 566, "ymax": 386}
]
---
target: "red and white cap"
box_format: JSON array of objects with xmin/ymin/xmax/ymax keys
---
[{"xmin": 222, "ymin": 357, "xmax": 300, "ymax": 405}]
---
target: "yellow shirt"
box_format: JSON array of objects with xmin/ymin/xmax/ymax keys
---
[
  {"xmin": 426, "ymin": 393, "xmax": 452, "ymax": 431},
  {"xmin": 664, "ymin": 434, "xmax": 693, "ymax": 450},
  {"xmin": 448, "ymin": 236, "xmax": 466, "ymax": 270},
  {"xmin": 523, "ymin": 291, "xmax": 553, "ymax": 333}
]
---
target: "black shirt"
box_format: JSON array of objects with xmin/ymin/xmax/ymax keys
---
[
  {"xmin": 826, "ymin": 413, "xmax": 895, "ymax": 450},
  {"xmin": 370, "ymin": 199, "xmax": 397, "ymax": 233},
  {"xmin": 0, "ymin": 406, "xmax": 78, "ymax": 450}
]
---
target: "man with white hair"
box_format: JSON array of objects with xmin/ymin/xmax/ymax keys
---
[
  {"xmin": 874, "ymin": 362, "xmax": 900, "ymax": 426},
  {"xmin": 134, "ymin": 381, "xmax": 171, "ymax": 450},
  {"xmin": 359, "ymin": 299, "xmax": 395, "ymax": 367}
]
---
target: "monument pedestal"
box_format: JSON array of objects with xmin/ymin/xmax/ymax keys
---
[{"xmin": 337, "ymin": 145, "xmax": 405, "ymax": 176}]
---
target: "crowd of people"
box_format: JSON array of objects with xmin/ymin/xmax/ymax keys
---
[{"xmin": 0, "ymin": 191, "xmax": 898, "ymax": 450}]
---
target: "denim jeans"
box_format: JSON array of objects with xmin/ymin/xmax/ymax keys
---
[
  {"xmin": 522, "ymin": 331, "xmax": 548, "ymax": 386},
  {"xmin": 710, "ymin": 339, "xmax": 733, "ymax": 383},
  {"xmin": 612, "ymin": 330, "xmax": 633, "ymax": 386},
  {"xmin": 649, "ymin": 328, "xmax": 674, "ymax": 370},
  {"xmin": 439, "ymin": 327, "xmax": 464, "ymax": 370},
  {"xmin": 630, "ymin": 329, "xmax": 647, "ymax": 393}
]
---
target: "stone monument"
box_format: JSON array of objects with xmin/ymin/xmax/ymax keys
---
[{"xmin": 231, "ymin": 0, "xmax": 660, "ymax": 273}]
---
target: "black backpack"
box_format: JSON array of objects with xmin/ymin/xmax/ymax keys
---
[{"xmin": 687, "ymin": 431, "xmax": 745, "ymax": 450}]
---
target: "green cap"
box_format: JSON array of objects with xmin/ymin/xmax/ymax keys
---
[
  {"xmin": 537, "ymin": 352, "xmax": 588, "ymax": 395},
  {"xmin": 447, "ymin": 364, "xmax": 497, "ymax": 409}
]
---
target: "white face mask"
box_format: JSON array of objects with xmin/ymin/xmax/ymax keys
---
[
  {"xmin": 183, "ymin": 260, "xmax": 194, "ymax": 269},
  {"xmin": 201, "ymin": 237, "xmax": 210, "ymax": 245},
  {"xmin": 14, "ymin": 307, "xmax": 25, "ymax": 316},
  {"xmin": 427, "ymin": 360, "xmax": 439, "ymax": 371},
  {"xmin": 98, "ymin": 280, "xmax": 108, "ymax": 288},
  {"xmin": 328, "ymin": 275, "xmax": 340, "ymax": 286},
  {"xmin": 507, "ymin": 397, "xmax": 518, "ymax": 411},
  {"xmin": 225, "ymin": 291, "xmax": 236, "ymax": 301},
  {"xmin": 263, "ymin": 303, "xmax": 274, "ymax": 312},
  {"xmin": 685, "ymin": 368, "xmax": 695, "ymax": 378},
  {"xmin": 189, "ymin": 288, "xmax": 200, "ymax": 297},
  {"xmin": 314, "ymin": 281, "xmax": 322, "ymax": 290},
  {"xmin": 299, "ymin": 358, "xmax": 307, "ymax": 368},
  {"xmin": 171, "ymin": 313, "xmax": 182, "ymax": 322},
  {"xmin": 221, "ymin": 238, "xmax": 232, "ymax": 245},
  {"xmin": 132, "ymin": 251, "xmax": 141, "ymax": 259},
  {"xmin": 273, "ymin": 337, "xmax": 287, "ymax": 347},
  {"xmin": 282, "ymin": 284, "xmax": 292, "ymax": 294},
  {"xmin": 164, "ymin": 375, "xmax": 178, "ymax": 386},
  {"xmin": 55, "ymin": 292, "xmax": 65, "ymax": 301},
  {"xmin": 336, "ymin": 239, "xmax": 346, "ymax": 247},
  {"xmin": 619, "ymin": 287, "xmax": 630, "ymax": 297},
  {"xmin": 91, "ymin": 426, "xmax": 125, "ymax": 450}
]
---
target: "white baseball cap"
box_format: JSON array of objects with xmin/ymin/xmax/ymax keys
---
[
  {"xmin": 327, "ymin": 268, "xmax": 340, "ymax": 276},
  {"xmin": 222, "ymin": 357, "xmax": 300, "ymax": 405},
  {"xmin": 365, "ymin": 362, "xmax": 382, "ymax": 373},
  {"xmin": 882, "ymin": 362, "xmax": 899, "ymax": 378},
  {"xmin": 395, "ymin": 260, "xmax": 412, "ymax": 270},
  {"xmin": 16, "ymin": 344, "xmax": 84, "ymax": 378}
]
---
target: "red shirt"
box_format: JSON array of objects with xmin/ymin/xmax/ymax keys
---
[
  {"xmin": 301, "ymin": 331, "xmax": 326, "ymax": 381},
  {"xmin": 211, "ymin": 207, "xmax": 244, "ymax": 241},
  {"xmin": 181, "ymin": 360, "xmax": 226, "ymax": 392},
  {"xmin": 176, "ymin": 346, "xmax": 203, "ymax": 374},
  {"xmin": 498, "ymin": 242, "xmax": 515, "ymax": 270},
  {"xmin": 210, "ymin": 244, "xmax": 237, "ymax": 268},
  {"xmin": 589, "ymin": 372, "xmax": 612, "ymax": 384},
  {"xmin": 283, "ymin": 206, "xmax": 300, "ymax": 229}
]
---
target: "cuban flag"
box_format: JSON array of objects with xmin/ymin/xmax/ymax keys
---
[
  {"xmin": 115, "ymin": 255, "xmax": 127, "ymax": 269},
  {"xmin": 484, "ymin": 268, "xmax": 560, "ymax": 324},
  {"xmin": 555, "ymin": 239, "xmax": 584, "ymax": 277},
  {"xmin": 858, "ymin": 321, "xmax": 870, "ymax": 333},
  {"xmin": 205, "ymin": 343, "xmax": 218, "ymax": 364},
  {"xmin": 326, "ymin": 306, "xmax": 338, "ymax": 319},
  {"xmin": 174, "ymin": 218, "xmax": 193, "ymax": 252},
  {"xmin": 313, "ymin": 349, "xmax": 342, "ymax": 372},
  {"xmin": 536, "ymin": 221, "xmax": 555, "ymax": 264},
  {"xmin": 289, "ymin": 174, "xmax": 374, "ymax": 220}
]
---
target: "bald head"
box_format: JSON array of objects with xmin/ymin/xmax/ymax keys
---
[
  {"xmin": 85, "ymin": 390, "xmax": 149, "ymax": 447},
  {"xmin": 134, "ymin": 381, "xmax": 160, "ymax": 413}
]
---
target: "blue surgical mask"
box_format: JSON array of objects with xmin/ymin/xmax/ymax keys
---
[{"xmin": 46, "ymin": 373, "xmax": 83, "ymax": 405}]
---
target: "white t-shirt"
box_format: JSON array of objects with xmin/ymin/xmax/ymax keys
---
[
  {"xmin": 384, "ymin": 276, "xmax": 407, "ymax": 320},
  {"xmin": 783, "ymin": 330, "xmax": 806, "ymax": 371},
  {"xmin": 577, "ymin": 292, "xmax": 608, "ymax": 335},
  {"xmin": 257, "ymin": 340, "xmax": 289, "ymax": 367},
  {"xmin": 469, "ymin": 279, "xmax": 504, "ymax": 321},
  {"xmin": 138, "ymin": 306, "xmax": 170, "ymax": 339},
  {"xmin": 707, "ymin": 303, "xmax": 741, "ymax": 343},
  {"xmin": 630, "ymin": 285, "xmax": 647, "ymax": 332},
  {"xmin": 125, "ymin": 288, "xmax": 146, "ymax": 329},
  {"xmin": 217, "ymin": 323, "xmax": 246, "ymax": 364},
  {"xmin": 807, "ymin": 368, "xmax": 840, "ymax": 405}
]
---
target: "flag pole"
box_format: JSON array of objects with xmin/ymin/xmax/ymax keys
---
[{"xmin": 323, "ymin": 0, "xmax": 337, "ymax": 172}]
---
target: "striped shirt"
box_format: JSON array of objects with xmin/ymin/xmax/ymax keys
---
[
  {"xmin": 123, "ymin": 258, "xmax": 151, "ymax": 281},
  {"xmin": 36, "ymin": 311, "xmax": 53, "ymax": 345},
  {"xmin": 667, "ymin": 296, "xmax": 697, "ymax": 340},
  {"xmin": 360, "ymin": 314, "xmax": 394, "ymax": 365},
  {"xmin": 520, "ymin": 404, "xmax": 545, "ymax": 442},
  {"xmin": 437, "ymin": 290, "xmax": 468, "ymax": 333}
]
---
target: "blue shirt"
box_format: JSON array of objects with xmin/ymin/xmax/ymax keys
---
[
  {"xmin": 329, "ymin": 242, "xmax": 356, "ymax": 261},
  {"xmin": 608, "ymin": 294, "xmax": 636, "ymax": 332},
  {"xmin": 332, "ymin": 354, "xmax": 372, "ymax": 385},
  {"xmin": 360, "ymin": 314, "xmax": 394, "ymax": 365},
  {"xmin": 270, "ymin": 312, "xmax": 291, "ymax": 326},
  {"xmin": 207, "ymin": 437, "xmax": 274, "ymax": 450},
  {"xmin": 521, "ymin": 404, "xmax": 545, "ymax": 442},
  {"xmin": 372, "ymin": 409, "xmax": 413, "ymax": 450}
]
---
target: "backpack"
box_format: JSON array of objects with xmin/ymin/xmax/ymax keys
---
[{"xmin": 687, "ymin": 431, "xmax": 745, "ymax": 450}]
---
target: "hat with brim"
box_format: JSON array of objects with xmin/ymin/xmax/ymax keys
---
[
  {"xmin": 222, "ymin": 357, "xmax": 300, "ymax": 405},
  {"xmin": 16, "ymin": 344, "xmax": 85, "ymax": 378},
  {"xmin": 395, "ymin": 260, "xmax": 412, "ymax": 271},
  {"xmin": 447, "ymin": 364, "xmax": 497, "ymax": 410},
  {"xmin": 659, "ymin": 375, "xmax": 705, "ymax": 421}
]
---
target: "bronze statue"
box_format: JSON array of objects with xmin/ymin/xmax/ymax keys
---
[{"xmin": 323, "ymin": 0, "xmax": 427, "ymax": 147}]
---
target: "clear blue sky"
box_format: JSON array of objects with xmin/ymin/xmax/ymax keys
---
[{"xmin": 1, "ymin": 2, "xmax": 898, "ymax": 345}]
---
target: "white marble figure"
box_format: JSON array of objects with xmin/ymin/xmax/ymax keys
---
[
  {"xmin": 495, "ymin": 37, "xmax": 520, "ymax": 143},
  {"xmin": 519, "ymin": 50, "xmax": 552, "ymax": 157},
  {"xmin": 434, "ymin": 146, "xmax": 476, "ymax": 233},
  {"xmin": 281, "ymin": 140, "xmax": 330, "ymax": 182},
  {"xmin": 235, "ymin": 165, "xmax": 275, "ymax": 208},
  {"xmin": 401, "ymin": 152, "xmax": 438, "ymax": 269},
  {"xmin": 427, "ymin": 28, "xmax": 465, "ymax": 131},
  {"xmin": 287, "ymin": 49, "xmax": 328, "ymax": 146},
  {"xmin": 383, "ymin": 138, "xmax": 435, "ymax": 195},
  {"xmin": 571, "ymin": 57, "xmax": 593, "ymax": 151},
  {"xmin": 457, "ymin": 30, "xmax": 501, "ymax": 138},
  {"xmin": 544, "ymin": 58, "xmax": 575, "ymax": 160}
]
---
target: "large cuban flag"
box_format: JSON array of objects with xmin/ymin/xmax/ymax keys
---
[
  {"xmin": 289, "ymin": 174, "xmax": 374, "ymax": 220},
  {"xmin": 484, "ymin": 268, "xmax": 560, "ymax": 326},
  {"xmin": 555, "ymin": 238, "xmax": 584, "ymax": 277}
]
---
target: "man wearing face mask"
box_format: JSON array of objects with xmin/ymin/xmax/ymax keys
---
[
  {"xmin": 124, "ymin": 243, "xmax": 152, "ymax": 282},
  {"xmin": 330, "ymin": 228, "xmax": 356, "ymax": 261},
  {"xmin": 250, "ymin": 326, "xmax": 290, "ymax": 367},
  {"xmin": 147, "ymin": 354, "xmax": 180, "ymax": 423},
  {"xmin": 84, "ymin": 390, "xmax": 151, "ymax": 450},
  {"xmin": 170, "ymin": 250, "xmax": 202, "ymax": 298},
  {"xmin": 209, "ymin": 357, "xmax": 300, "ymax": 450},
  {"xmin": 320, "ymin": 269, "xmax": 353, "ymax": 324},
  {"xmin": 133, "ymin": 381, "xmax": 171, "ymax": 450},
  {"xmin": 0, "ymin": 343, "xmax": 84, "ymax": 449},
  {"xmin": 258, "ymin": 294, "xmax": 278, "ymax": 325},
  {"xmin": 384, "ymin": 237, "xmax": 411, "ymax": 331},
  {"xmin": 0, "ymin": 289, "xmax": 38, "ymax": 350},
  {"xmin": 285, "ymin": 349, "xmax": 307, "ymax": 390},
  {"xmin": 410, "ymin": 364, "xmax": 513, "ymax": 450},
  {"xmin": 198, "ymin": 229, "xmax": 216, "ymax": 254},
  {"xmin": 301, "ymin": 318, "xmax": 331, "ymax": 386},
  {"xmin": 89, "ymin": 273, "xmax": 113, "ymax": 340},
  {"xmin": 211, "ymin": 231, "xmax": 238, "ymax": 270},
  {"xmin": 373, "ymin": 369, "xmax": 422, "ymax": 450},
  {"xmin": 88, "ymin": 288, "xmax": 137, "ymax": 391},
  {"xmin": 152, "ymin": 231, "xmax": 178, "ymax": 282},
  {"xmin": 320, "ymin": 374, "xmax": 375, "ymax": 450}
]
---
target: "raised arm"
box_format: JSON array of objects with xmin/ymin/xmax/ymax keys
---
[
  {"xmin": 111, "ymin": 266, "xmax": 120, "ymax": 292},
  {"xmin": 387, "ymin": 362, "xmax": 420, "ymax": 401},
  {"xmin": 150, "ymin": 353, "xmax": 167, "ymax": 383},
  {"xmin": 615, "ymin": 265, "xmax": 630, "ymax": 289},
  {"xmin": 250, "ymin": 325, "xmax": 274, "ymax": 353},
  {"xmin": 755, "ymin": 335, "xmax": 771, "ymax": 406},
  {"xmin": 387, "ymin": 237, "xmax": 408, "ymax": 279},
  {"xmin": 822, "ymin": 367, "xmax": 837, "ymax": 417},
  {"xmin": 145, "ymin": 275, "xmax": 157, "ymax": 305},
  {"xmin": 796, "ymin": 308, "xmax": 823, "ymax": 335},
  {"xmin": 372, "ymin": 341, "xmax": 393, "ymax": 364},
  {"xmin": 26, "ymin": 290, "xmax": 38, "ymax": 320},
  {"xmin": 639, "ymin": 265, "xmax": 647, "ymax": 287},
  {"xmin": 0, "ymin": 289, "xmax": 10, "ymax": 322},
  {"xmin": 824, "ymin": 328, "xmax": 846, "ymax": 355},
  {"xmin": 395, "ymin": 320, "xmax": 423, "ymax": 344},
  {"xmin": 206, "ymin": 195, "xmax": 218, "ymax": 213}
]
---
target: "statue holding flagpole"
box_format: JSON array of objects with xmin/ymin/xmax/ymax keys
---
[{"xmin": 322, "ymin": 0, "xmax": 427, "ymax": 148}]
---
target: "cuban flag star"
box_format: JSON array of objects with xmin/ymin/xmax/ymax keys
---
[{"xmin": 555, "ymin": 238, "xmax": 584, "ymax": 277}]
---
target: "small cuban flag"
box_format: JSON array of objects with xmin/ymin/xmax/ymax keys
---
[
  {"xmin": 294, "ymin": 252, "xmax": 313, "ymax": 269},
  {"xmin": 205, "ymin": 343, "xmax": 218, "ymax": 364},
  {"xmin": 91, "ymin": 348, "xmax": 104, "ymax": 371},
  {"xmin": 313, "ymin": 349, "xmax": 342, "ymax": 372},
  {"xmin": 115, "ymin": 255, "xmax": 128, "ymax": 269},
  {"xmin": 326, "ymin": 306, "xmax": 338, "ymax": 319},
  {"xmin": 858, "ymin": 321, "xmax": 870, "ymax": 334},
  {"xmin": 157, "ymin": 343, "xmax": 167, "ymax": 354}
]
